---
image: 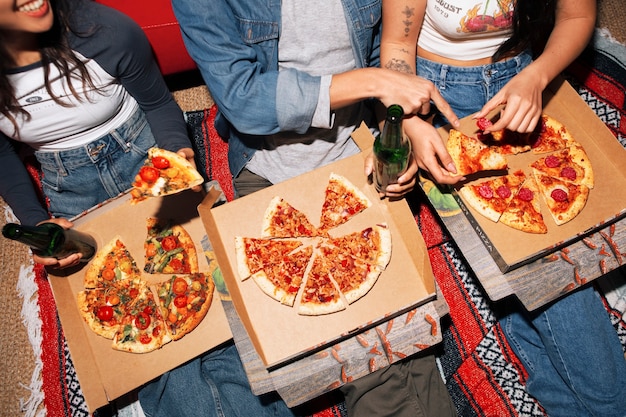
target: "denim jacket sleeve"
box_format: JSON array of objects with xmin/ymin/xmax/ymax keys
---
[{"xmin": 172, "ymin": 0, "xmax": 328, "ymax": 136}]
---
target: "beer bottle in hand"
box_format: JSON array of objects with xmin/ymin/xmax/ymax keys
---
[
  {"xmin": 374, "ymin": 104, "xmax": 411, "ymax": 193},
  {"xmin": 2, "ymin": 222, "xmax": 96, "ymax": 262}
]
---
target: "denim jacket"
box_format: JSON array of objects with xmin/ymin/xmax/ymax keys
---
[{"xmin": 172, "ymin": 0, "xmax": 382, "ymax": 178}]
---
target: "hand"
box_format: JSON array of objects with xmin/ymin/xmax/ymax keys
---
[
  {"xmin": 33, "ymin": 218, "xmax": 82, "ymax": 269},
  {"xmin": 403, "ymin": 117, "xmax": 466, "ymax": 185},
  {"xmin": 177, "ymin": 147, "xmax": 203, "ymax": 192},
  {"xmin": 377, "ymin": 69, "xmax": 460, "ymax": 128},
  {"xmin": 474, "ymin": 67, "xmax": 545, "ymax": 133},
  {"xmin": 364, "ymin": 153, "xmax": 418, "ymax": 199}
]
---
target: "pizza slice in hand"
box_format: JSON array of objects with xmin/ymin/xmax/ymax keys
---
[
  {"xmin": 112, "ymin": 284, "xmax": 172, "ymax": 353},
  {"xmin": 261, "ymin": 197, "xmax": 325, "ymax": 238},
  {"xmin": 251, "ymin": 246, "xmax": 313, "ymax": 306},
  {"xmin": 131, "ymin": 148, "xmax": 204, "ymax": 204},
  {"xmin": 298, "ymin": 253, "xmax": 346, "ymax": 316},
  {"xmin": 530, "ymin": 143, "xmax": 594, "ymax": 189},
  {"xmin": 459, "ymin": 170, "xmax": 527, "ymax": 222},
  {"xmin": 234, "ymin": 237, "xmax": 303, "ymax": 280},
  {"xmin": 155, "ymin": 273, "xmax": 214, "ymax": 341},
  {"xmin": 144, "ymin": 218, "xmax": 199, "ymax": 274},
  {"xmin": 84, "ymin": 236, "xmax": 142, "ymax": 289},
  {"xmin": 533, "ymin": 172, "xmax": 589, "ymax": 225},
  {"xmin": 319, "ymin": 173, "xmax": 371, "ymax": 231},
  {"xmin": 446, "ymin": 129, "xmax": 508, "ymax": 176},
  {"xmin": 499, "ymin": 177, "xmax": 548, "ymax": 234}
]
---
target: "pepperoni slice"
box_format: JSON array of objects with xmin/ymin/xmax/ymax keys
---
[
  {"xmin": 560, "ymin": 166, "xmax": 577, "ymax": 181},
  {"xmin": 495, "ymin": 185, "xmax": 512, "ymax": 199},
  {"xmin": 476, "ymin": 117, "xmax": 493, "ymax": 131},
  {"xmin": 544, "ymin": 155, "xmax": 561, "ymax": 168},
  {"xmin": 551, "ymin": 188, "xmax": 568, "ymax": 202},
  {"xmin": 478, "ymin": 184, "xmax": 494, "ymax": 198},
  {"xmin": 517, "ymin": 187, "xmax": 534, "ymax": 202}
]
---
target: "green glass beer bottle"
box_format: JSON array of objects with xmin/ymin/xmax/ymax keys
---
[
  {"xmin": 373, "ymin": 104, "xmax": 411, "ymax": 193},
  {"xmin": 2, "ymin": 222, "xmax": 96, "ymax": 262}
]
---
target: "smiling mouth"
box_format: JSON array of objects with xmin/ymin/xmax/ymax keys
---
[{"xmin": 18, "ymin": 0, "xmax": 46, "ymax": 13}]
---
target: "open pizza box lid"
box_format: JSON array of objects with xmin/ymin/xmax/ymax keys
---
[
  {"xmin": 198, "ymin": 124, "xmax": 436, "ymax": 368},
  {"xmin": 47, "ymin": 190, "xmax": 233, "ymax": 413},
  {"xmin": 429, "ymin": 78, "xmax": 626, "ymax": 273}
]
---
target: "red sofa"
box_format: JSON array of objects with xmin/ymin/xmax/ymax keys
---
[{"xmin": 95, "ymin": 0, "xmax": 196, "ymax": 76}]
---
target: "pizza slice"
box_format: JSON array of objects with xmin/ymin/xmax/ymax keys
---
[
  {"xmin": 529, "ymin": 114, "xmax": 573, "ymax": 154},
  {"xmin": 154, "ymin": 273, "xmax": 214, "ymax": 341},
  {"xmin": 84, "ymin": 236, "xmax": 142, "ymax": 289},
  {"xmin": 318, "ymin": 245, "xmax": 381, "ymax": 305},
  {"xmin": 234, "ymin": 236, "xmax": 303, "ymax": 280},
  {"xmin": 499, "ymin": 177, "xmax": 548, "ymax": 234},
  {"xmin": 251, "ymin": 246, "xmax": 313, "ymax": 306},
  {"xmin": 459, "ymin": 170, "xmax": 527, "ymax": 222},
  {"xmin": 144, "ymin": 218, "xmax": 199, "ymax": 274},
  {"xmin": 530, "ymin": 143, "xmax": 594, "ymax": 189},
  {"xmin": 261, "ymin": 196, "xmax": 325, "ymax": 238},
  {"xmin": 323, "ymin": 224, "xmax": 391, "ymax": 270},
  {"xmin": 319, "ymin": 173, "xmax": 371, "ymax": 231},
  {"xmin": 533, "ymin": 172, "xmax": 589, "ymax": 225},
  {"xmin": 112, "ymin": 284, "xmax": 172, "ymax": 353},
  {"xmin": 298, "ymin": 253, "xmax": 346, "ymax": 316},
  {"xmin": 446, "ymin": 129, "xmax": 508, "ymax": 176},
  {"xmin": 130, "ymin": 148, "xmax": 204, "ymax": 204}
]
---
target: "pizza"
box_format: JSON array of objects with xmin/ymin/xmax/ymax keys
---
[
  {"xmin": 459, "ymin": 170, "xmax": 527, "ymax": 222},
  {"xmin": 298, "ymin": 253, "xmax": 347, "ymax": 316},
  {"xmin": 236, "ymin": 173, "xmax": 392, "ymax": 316},
  {"xmin": 261, "ymin": 196, "xmax": 326, "ymax": 238},
  {"xmin": 446, "ymin": 129, "xmax": 508, "ymax": 176},
  {"xmin": 234, "ymin": 237, "xmax": 303, "ymax": 280},
  {"xmin": 130, "ymin": 147, "xmax": 204, "ymax": 204},
  {"xmin": 78, "ymin": 221, "xmax": 214, "ymax": 352},
  {"xmin": 155, "ymin": 273, "xmax": 215, "ymax": 340},
  {"xmin": 499, "ymin": 177, "xmax": 548, "ymax": 234},
  {"xmin": 251, "ymin": 246, "xmax": 313, "ymax": 306},
  {"xmin": 319, "ymin": 173, "xmax": 371, "ymax": 231},
  {"xmin": 533, "ymin": 172, "xmax": 589, "ymax": 225},
  {"xmin": 530, "ymin": 143, "xmax": 594, "ymax": 189},
  {"xmin": 144, "ymin": 218, "xmax": 199, "ymax": 274},
  {"xmin": 84, "ymin": 236, "xmax": 142, "ymax": 289},
  {"xmin": 111, "ymin": 284, "xmax": 172, "ymax": 353},
  {"xmin": 456, "ymin": 115, "xmax": 593, "ymax": 233}
]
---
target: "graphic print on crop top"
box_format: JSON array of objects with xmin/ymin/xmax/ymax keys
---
[{"xmin": 457, "ymin": 0, "xmax": 513, "ymax": 33}]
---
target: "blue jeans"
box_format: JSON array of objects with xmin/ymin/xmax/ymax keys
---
[
  {"xmin": 419, "ymin": 53, "xmax": 626, "ymax": 415},
  {"xmin": 35, "ymin": 107, "xmax": 155, "ymax": 219},
  {"xmin": 139, "ymin": 344, "xmax": 295, "ymax": 417}
]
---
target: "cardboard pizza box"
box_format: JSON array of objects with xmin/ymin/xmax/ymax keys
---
[
  {"xmin": 198, "ymin": 129, "xmax": 436, "ymax": 368},
  {"xmin": 428, "ymin": 78, "xmax": 626, "ymax": 273},
  {"xmin": 47, "ymin": 189, "xmax": 233, "ymax": 412}
]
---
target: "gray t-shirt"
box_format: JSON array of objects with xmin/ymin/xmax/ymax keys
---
[{"xmin": 246, "ymin": 0, "xmax": 363, "ymax": 184}]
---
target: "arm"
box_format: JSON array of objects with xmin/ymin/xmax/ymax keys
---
[
  {"xmin": 377, "ymin": 0, "xmax": 461, "ymax": 185},
  {"xmin": 477, "ymin": 0, "xmax": 596, "ymax": 133}
]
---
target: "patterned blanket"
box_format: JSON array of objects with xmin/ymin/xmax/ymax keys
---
[{"xmin": 25, "ymin": 29, "xmax": 626, "ymax": 417}]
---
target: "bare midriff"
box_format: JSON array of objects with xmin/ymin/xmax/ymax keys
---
[{"xmin": 417, "ymin": 46, "xmax": 495, "ymax": 67}]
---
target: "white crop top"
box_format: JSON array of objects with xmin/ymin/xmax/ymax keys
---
[{"xmin": 418, "ymin": 0, "xmax": 515, "ymax": 60}]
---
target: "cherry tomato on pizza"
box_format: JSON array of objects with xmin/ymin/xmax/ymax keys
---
[
  {"xmin": 97, "ymin": 305, "xmax": 114, "ymax": 321},
  {"xmin": 138, "ymin": 166, "xmax": 160, "ymax": 184},
  {"xmin": 160, "ymin": 236, "xmax": 179, "ymax": 251},
  {"xmin": 151, "ymin": 156, "xmax": 171, "ymax": 169}
]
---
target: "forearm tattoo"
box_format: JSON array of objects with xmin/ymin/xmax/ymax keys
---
[
  {"xmin": 401, "ymin": 6, "xmax": 415, "ymax": 38},
  {"xmin": 385, "ymin": 58, "xmax": 413, "ymax": 74}
]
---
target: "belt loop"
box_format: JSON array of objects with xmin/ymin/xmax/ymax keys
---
[
  {"xmin": 438, "ymin": 64, "xmax": 448, "ymax": 90},
  {"xmin": 53, "ymin": 152, "xmax": 68, "ymax": 176}
]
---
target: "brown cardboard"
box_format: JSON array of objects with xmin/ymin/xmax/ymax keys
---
[
  {"xmin": 47, "ymin": 190, "xmax": 233, "ymax": 412},
  {"xmin": 198, "ymin": 135, "xmax": 435, "ymax": 368},
  {"xmin": 439, "ymin": 79, "xmax": 626, "ymax": 271}
]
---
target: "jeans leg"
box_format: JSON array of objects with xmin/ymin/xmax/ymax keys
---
[{"xmin": 502, "ymin": 286, "xmax": 626, "ymax": 417}]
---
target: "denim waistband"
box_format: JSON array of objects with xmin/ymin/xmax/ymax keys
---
[
  {"xmin": 417, "ymin": 50, "xmax": 533, "ymax": 82},
  {"xmin": 35, "ymin": 107, "xmax": 148, "ymax": 171}
]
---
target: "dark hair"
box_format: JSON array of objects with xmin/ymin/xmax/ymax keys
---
[
  {"xmin": 494, "ymin": 0, "xmax": 557, "ymax": 61},
  {"xmin": 0, "ymin": 0, "xmax": 97, "ymax": 136}
]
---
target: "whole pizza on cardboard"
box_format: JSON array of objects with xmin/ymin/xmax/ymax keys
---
[{"xmin": 235, "ymin": 173, "xmax": 392, "ymax": 316}]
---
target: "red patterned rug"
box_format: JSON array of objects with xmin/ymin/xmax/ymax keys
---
[{"xmin": 21, "ymin": 29, "xmax": 626, "ymax": 417}]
